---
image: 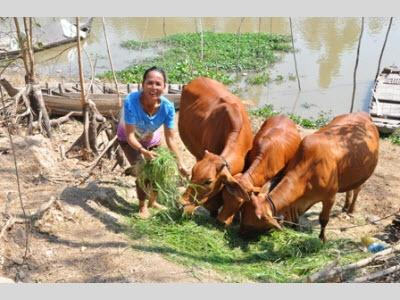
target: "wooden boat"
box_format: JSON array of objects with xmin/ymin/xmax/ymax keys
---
[
  {"xmin": 369, "ymin": 65, "xmax": 400, "ymax": 134},
  {"xmin": 42, "ymin": 82, "xmax": 182, "ymax": 117},
  {"xmin": 0, "ymin": 18, "xmax": 94, "ymax": 60}
]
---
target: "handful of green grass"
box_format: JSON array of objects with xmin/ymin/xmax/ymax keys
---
[{"xmin": 135, "ymin": 147, "xmax": 184, "ymax": 219}]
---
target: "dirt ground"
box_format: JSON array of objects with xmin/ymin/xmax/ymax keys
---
[{"xmin": 1, "ymin": 110, "xmax": 400, "ymax": 283}]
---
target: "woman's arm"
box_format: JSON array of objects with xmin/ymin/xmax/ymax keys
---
[
  {"xmin": 164, "ymin": 127, "xmax": 189, "ymax": 177},
  {"xmin": 126, "ymin": 124, "xmax": 157, "ymax": 160}
]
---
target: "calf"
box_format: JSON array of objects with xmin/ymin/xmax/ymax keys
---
[
  {"xmin": 217, "ymin": 115, "xmax": 301, "ymax": 226},
  {"xmin": 241, "ymin": 112, "xmax": 379, "ymax": 241},
  {"xmin": 178, "ymin": 77, "xmax": 253, "ymax": 216}
]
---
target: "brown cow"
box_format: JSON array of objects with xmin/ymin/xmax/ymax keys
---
[
  {"xmin": 178, "ymin": 77, "xmax": 253, "ymax": 216},
  {"xmin": 217, "ymin": 115, "xmax": 301, "ymax": 226},
  {"xmin": 241, "ymin": 112, "xmax": 379, "ymax": 241}
]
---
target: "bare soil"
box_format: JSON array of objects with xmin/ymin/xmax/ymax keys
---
[{"xmin": 0, "ymin": 112, "xmax": 399, "ymax": 283}]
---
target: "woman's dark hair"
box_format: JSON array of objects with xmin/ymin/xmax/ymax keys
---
[{"xmin": 143, "ymin": 66, "xmax": 167, "ymax": 84}]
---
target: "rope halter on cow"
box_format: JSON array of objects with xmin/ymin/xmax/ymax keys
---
[
  {"xmin": 221, "ymin": 155, "xmax": 230, "ymax": 172},
  {"xmin": 266, "ymin": 194, "xmax": 277, "ymax": 217}
]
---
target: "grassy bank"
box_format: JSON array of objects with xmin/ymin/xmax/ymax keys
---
[{"xmin": 100, "ymin": 32, "xmax": 291, "ymax": 85}]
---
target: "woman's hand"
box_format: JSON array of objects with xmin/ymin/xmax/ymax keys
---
[
  {"xmin": 141, "ymin": 148, "xmax": 157, "ymax": 160},
  {"xmin": 178, "ymin": 165, "xmax": 190, "ymax": 178}
]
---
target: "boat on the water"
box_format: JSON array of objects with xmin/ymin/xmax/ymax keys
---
[
  {"xmin": 369, "ymin": 65, "xmax": 400, "ymax": 134},
  {"xmin": 41, "ymin": 82, "xmax": 182, "ymax": 117},
  {"xmin": 0, "ymin": 18, "xmax": 93, "ymax": 60}
]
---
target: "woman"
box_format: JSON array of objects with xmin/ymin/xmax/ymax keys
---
[{"xmin": 117, "ymin": 66, "xmax": 189, "ymax": 218}]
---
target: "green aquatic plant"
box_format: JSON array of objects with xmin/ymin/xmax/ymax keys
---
[{"xmin": 100, "ymin": 32, "xmax": 291, "ymax": 85}]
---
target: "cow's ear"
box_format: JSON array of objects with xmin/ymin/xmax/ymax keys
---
[
  {"xmin": 220, "ymin": 169, "xmax": 250, "ymax": 202},
  {"xmin": 265, "ymin": 215, "xmax": 282, "ymax": 231},
  {"xmin": 225, "ymin": 181, "xmax": 250, "ymax": 202},
  {"xmin": 259, "ymin": 182, "xmax": 270, "ymax": 194}
]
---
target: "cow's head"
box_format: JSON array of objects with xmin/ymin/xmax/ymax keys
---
[
  {"xmin": 180, "ymin": 150, "xmax": 247, "ymax": 215},
  {"xmin": 217, "ymin": 174, "xmax": 255, "ymax": 226},
  {"xmin": 239, "ymin": 188, "xmax": 282, "ymax": 235}
]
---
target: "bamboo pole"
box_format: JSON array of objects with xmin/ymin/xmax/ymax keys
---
[
  {"xmin": 162, "ymin": 17, "xmax": 167, "ymax": 37},
  {"xmin": 76, "ymin": 17, "xmax": 90, "ymax": 150},
  {"xmin": 102, "ymin": 17, "xmax": 121, "ymax": 108},
  {"xmin": 350, "ymin": 17, "xmax": 364, "ymax": 113},
  {"xmin": 289, "ymin": 17, "xmax": 301, "ymax": 91},
  {"xmin": 374, "ymin": 17, "xmax": 393, "ymax": 81},
  {"xmin": 198, "ymin": 17, "xmax": 204, "ymax": 61},
  {"xmin": 236, "ymin": 17, "xmax": 245, "ymax": 72}
]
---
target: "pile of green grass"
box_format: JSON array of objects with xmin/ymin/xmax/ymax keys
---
[
  {"xmin": 101, "ymin": 32, "xmax": 291, "ymax": 85},
  {"xmin": 128, "ymin": 213, "xmax": 366, "ymax": 282},
  {"xmin": 135, "ymin": 147, "xmax": 184, "ymax": 219}
]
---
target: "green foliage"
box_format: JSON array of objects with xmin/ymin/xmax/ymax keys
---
[
  {"xmin": 275, "ymin": 74, "xmax": 284, "ymax": 81},
  {"xmin": 288, "ymin": 73, "xmax": 297, "ymax": 81},
  {"xmin": 245, "ymin": 72, "xmax": 270, "ymax": 85},
  {"xmin": 100, "ymin": 32, "xmax": 291, "ymax": 85},
  {"xmin": 249, "ymin": 105, "xmax": 331, "ymax": 129},
  {"xmin": 128, "ymin": 214, "xmax": 366, "ymax": 282},
  {"xmin": 249, "ymin": 104, "xmax": 279, "ymax": 118},
  {"xmin": 135, "ymin": 147, "xmax": 183, "ymax": 219},
  {"xmin": 388, "ymin": 129, "xmax": 400, "ymax": 145}
]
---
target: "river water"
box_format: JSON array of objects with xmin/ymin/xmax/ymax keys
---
[{"xmin": 3, "ymin": 17, "xmax": 400, "ymax": 119}]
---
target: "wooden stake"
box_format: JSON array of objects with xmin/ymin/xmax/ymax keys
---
[
  {"xmin": 350, "ymin": 17, "xmax": 364, "ymax": 113},
  {"xmin": 374, "ymin": 17, "xmax": 393, "ymax": 81},
  {"xmin": 289, "ymin": 17, "xmax": 301, "ymax": 91}
]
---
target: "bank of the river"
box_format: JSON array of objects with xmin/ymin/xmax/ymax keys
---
[{"xmin": 1, "ymin": 103, "xmax": 399, "ymax": 282}]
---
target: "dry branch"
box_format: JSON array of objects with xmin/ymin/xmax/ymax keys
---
[
  {"xmin": 0, "ymin": 197, "xmax": 63, "ymax": 240},
  {"xmin": 307, "ymin": 242, "xmax": 400, "ymax": 282},
  {"xmin": 305, "ymin": 258, "xmax": 339, "ymax": 283},
  {"xmin": 0, "ymin": 216, "xmax": 17, "ymax": 239},
  {"xmin": 80, "ymin": 135, "xmax": 118, "ymax": 184},
  {"xmin": 351, "ymin": 265, "xmax": 400, "ymax": 283}
]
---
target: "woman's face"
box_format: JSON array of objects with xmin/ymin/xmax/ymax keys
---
[{"xmin": 142, "ymin": 70, "xmax": 165, "ymax": 102}]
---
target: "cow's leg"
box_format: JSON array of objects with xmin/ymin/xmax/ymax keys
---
[
  {"xmin": 346, "ymin": 185, "xmax": 362, "ymax": 214},
  {"xmin": 319, "ymin": 195, "xmax": 335, "ymax": 242},
  {"xmin": 203, "ymin": 192, "xmax": 223, "ymax": 218},
  {"xmin": 342, "ymin": 190, "xmax": 353, "ymax": 212}
]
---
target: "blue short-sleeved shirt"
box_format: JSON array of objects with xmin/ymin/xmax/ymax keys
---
[{"xmin": 123, "ymin": 91, "xmax": 175, "ymax": 140}]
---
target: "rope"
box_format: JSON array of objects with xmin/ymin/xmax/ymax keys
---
[{"xmin": 274, "ymin": 211, "xmax": 399, "ymax": 232}]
